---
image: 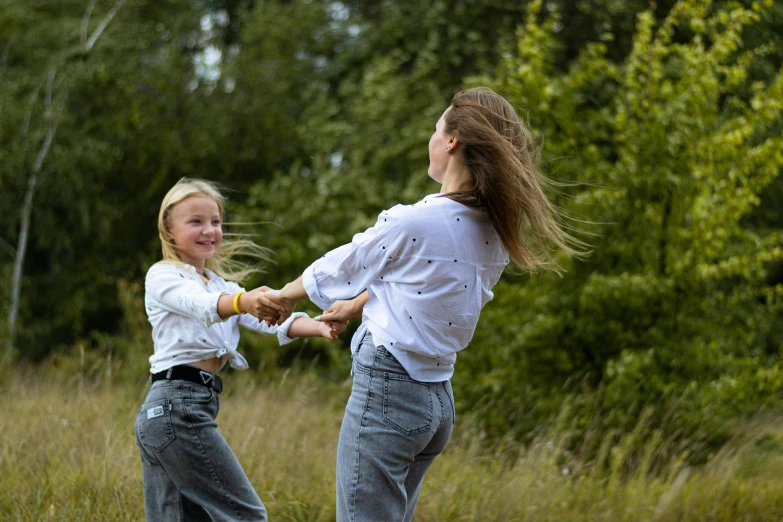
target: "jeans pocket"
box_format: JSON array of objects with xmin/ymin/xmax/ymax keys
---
[
  {"xmin": 382, "ymin": 373, "xmax": 432, "ymax": 436},
  {"xmin": 186, "ymin": 383, "xmax": 214, "ymax": 402},
  {"xmin": 137, "ymin": 399, "xmax": 175, "ymax": 453},
  {"xmin": 183, "ymin": 388, "xmax": 216, "ymax": 423}
]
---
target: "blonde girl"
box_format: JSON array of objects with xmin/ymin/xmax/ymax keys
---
[{"xmin": 134, "ymin": 178, "xmax": 344, "ymax": 521}]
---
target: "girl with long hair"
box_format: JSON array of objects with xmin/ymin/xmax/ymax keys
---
[{"xmin": 266, "ymin": 88, "xmax": 586, "ymax": 521}]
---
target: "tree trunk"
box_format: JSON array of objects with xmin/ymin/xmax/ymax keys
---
[
  {"xmin": 5, "ymin": 62, "xmax": 57, "ymax": 360},
  {"xmin": 5, "ymin": 0, "xmax": 126, "ymax": 360},
  {"xmin": 5, "ymin": 124, "xmax": 55, "ymax": 360}
]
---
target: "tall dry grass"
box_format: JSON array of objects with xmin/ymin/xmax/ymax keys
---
[{"xmin": 1, "ymin": 365, "xmax": 782, "ymax": 521}]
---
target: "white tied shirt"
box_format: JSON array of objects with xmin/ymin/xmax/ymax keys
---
[
  {"xmin": 144, "ymin": 262, "xmax": 305, "ymax": 374},
  {"xmin": 303, "ymin": 194, "xmax": 508, "ymax": 382}
]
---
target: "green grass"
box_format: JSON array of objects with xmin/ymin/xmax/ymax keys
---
[{"xmin": 1, "ymin": 366, "xmax": 782, "ymax": 521}]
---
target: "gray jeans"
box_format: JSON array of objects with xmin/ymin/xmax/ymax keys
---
[
  {"xmin": 135, "ymin": 379, "xmax": 267, "ymax": 521},
  {"xmin": 337, "ymin": 333, "xmax": 455, "ymax": 522}
]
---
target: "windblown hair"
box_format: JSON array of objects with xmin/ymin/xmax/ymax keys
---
[
  {"xmin": 157, "ymin": 178, "xmax": 271, "ymax": 282},
  {"xmin": 443, "ymin": 87, "xmax": 588, "ymax": 273}
]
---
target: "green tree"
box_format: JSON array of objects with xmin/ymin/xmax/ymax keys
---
[
  {"xmin": 0, "ymin": 0, "xmax": 214, "ymax": 358},
  {"xmin": 459, "ymin": 0, "xmax": 783, "ymax": 452}
]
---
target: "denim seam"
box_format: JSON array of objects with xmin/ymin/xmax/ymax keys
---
[
  {"xmin": 374, "ymin": 345, "xmax": 410, "ymax": 377},
  {"xmin": 376, "ymin": 367, "xmax": 409, "ymax": 377},
  {"xmin": 443, "ymin": 382, "xmax": 456, "ymax": 421},
  {"xmin": 351, "ymin": 366, "xmax": 374, "ymax": 522},
  {"xmin": 385, "ymin": 372, "xmax": 415, "ymax": 381},
  {"xmin": 354, "ymin": 361, "xmax": 372, "ymax": 376},
  {"xmin": 184, "ymin": 398, "xmax": 243, "ymax": 521},
  {"xmin": 183, "ymin": 391, "xmax": 214, "ymax": 405},
  {"xmin": 150, "ymin": 380, "xmax": 175, "ymax": 390},
  {"xmin": 189, "ymin": 382, "xmax": 216, "ymax": 401},
  {"xmin": 435, "ymin": 386, "xmax": 444, "ymax": 431}
]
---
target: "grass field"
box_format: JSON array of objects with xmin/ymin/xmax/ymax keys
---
[{"xmin": 1, "ymin": 366, "xmax": 782, "ymax": 521}]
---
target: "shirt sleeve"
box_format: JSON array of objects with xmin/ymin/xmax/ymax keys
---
[
  {"xmin": 237, "ymin": 311, "xmax": 310, "ymax": 345},
  {"xmin": 145, "ymin": 263, "xmax": 228, "ymax": 327},
  {"xmin": 302, "ymin": 204, "xmax": 408, "ymax": 310}
]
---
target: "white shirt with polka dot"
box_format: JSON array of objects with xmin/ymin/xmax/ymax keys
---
[{"xmin": 303, "ymin": 193, "xmax": 508, "ymax": 382}]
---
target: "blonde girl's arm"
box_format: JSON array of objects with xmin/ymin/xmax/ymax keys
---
[
  {"xmin": 218, "ymin": 286, "xmax": 285, "ymax": 321},
  {"xmin": 237, "ymin": 309, "xmax": 346, "ymax": 342},
  {"xmin": 287, "ymin": 316, "xmax": 347, "ymax": 340},
  {"xmin": 232, "ymin": 282, "xmax": 344, "ymax": 342},
  {"xmin": 146, "ymin": 264, "xmax": 285, "ymax": 326},
  {"xmin": 146, "ymin": 264, "xmax": 232, "ymax": 327}
]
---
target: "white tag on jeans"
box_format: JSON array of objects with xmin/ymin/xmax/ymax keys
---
[{"xmin": 147, "ymin": 405, "xmax": 165, "ymax": 420}]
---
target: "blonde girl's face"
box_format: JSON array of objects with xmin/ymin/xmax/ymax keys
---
[{"xmin": 166, "ymin": 196, "xmax": 223, "ymax": 270}]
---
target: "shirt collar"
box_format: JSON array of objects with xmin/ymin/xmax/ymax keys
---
[{"xmin": 183, "ymin": 263, "xmax": 217, "ymax": 280}]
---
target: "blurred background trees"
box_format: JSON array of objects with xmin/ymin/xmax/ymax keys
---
[{"xmin": 2, "ymin": 0, "xmax": 781, "ymax": 454}]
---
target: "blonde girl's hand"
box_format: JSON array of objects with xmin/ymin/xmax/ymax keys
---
[
  {"xmin": 315, "ymin": 299, "xmax": 363, "ymax": 323},
  {"xmin": 239, "ymin": 286, "xmax": 285, "ymax": 322},
  {"xmin": 317, "ymin": 320, "xmax": 348, "ymax": 340},
  {"xmin": 263, "ymin": 288, "xmax": 299, "ymax": 324}
]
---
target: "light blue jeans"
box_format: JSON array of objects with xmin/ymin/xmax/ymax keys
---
[
  {"xmin": 337, "ymin": 333, "xmax": 455, "ymax": 522},
  {"xmin": 135, "ymin": 379, "xmax": 267, "ymax": 521}
]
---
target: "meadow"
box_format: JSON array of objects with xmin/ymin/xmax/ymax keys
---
[
  {"xmin": 2, "ymin": 364, "xmax": 782, "ymax": 522},
  {"xmin": 4, "ymin": 1, "xmax": 783, "ymax": 520}
]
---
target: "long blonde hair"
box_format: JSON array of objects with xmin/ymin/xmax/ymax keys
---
[
  {"xmin": 444, "ymin": 87, "xmax": 588, "ymax": 273},
  {"xmin": 157, "ymin": 178, "xmax": 271, "ymax": 281}
]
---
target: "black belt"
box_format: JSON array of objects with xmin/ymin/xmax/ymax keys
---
[{"xmin": 151, "ymin": 365, "xmax": 223, "ymax": 393}]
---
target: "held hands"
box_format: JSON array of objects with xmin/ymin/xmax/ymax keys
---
[
  {"xmin": 238, "ymin": 286, "xmax": 286, "ymax": 323},
  {"xmin": 317, "ymin": 320, "xmax": 348, "ymax": 340},
  {"xmin": 263, "ymin": 287, "xmax": 299, "ymax": 325},
  {"xmin": 312, "ymin": 300, "xmax": 357, "ymax": 340},
  {"xmin": 257, "ymin": 283, "xmax": 348, "ymax": 339},
  {"xmin": 246, "ymin": 278, "xmax": 354, "ymax": 337},
  {"xmin": 315, "ymin": 299, "xmax": 363, "ymax": 323}
]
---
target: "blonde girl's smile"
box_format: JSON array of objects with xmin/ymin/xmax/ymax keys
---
[{"xmin": 165, "ymin": 195, "xmax": 224, "ymax": 271}]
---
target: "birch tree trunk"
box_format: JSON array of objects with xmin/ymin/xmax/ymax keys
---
[
  {"xmin": 4, "ymin": 0, "xmax": 126, "ymax": 360},
  {"xmin": 5, "ymin": 68, "xmax": 56, "ymax": 361}
]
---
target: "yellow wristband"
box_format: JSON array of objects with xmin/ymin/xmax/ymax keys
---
[{"xmin": 233, "ymin": 292, "xmax": 245, "ymax": 315}]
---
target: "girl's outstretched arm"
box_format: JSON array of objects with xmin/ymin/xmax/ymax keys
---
[{"xmin": 287, "ymin": 316, "xmax": 347, "ymax": 340}]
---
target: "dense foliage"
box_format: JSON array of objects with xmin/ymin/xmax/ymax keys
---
[{"xmin": 2, "ymin": 0, "xmax": 781, "ymax": 453}]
